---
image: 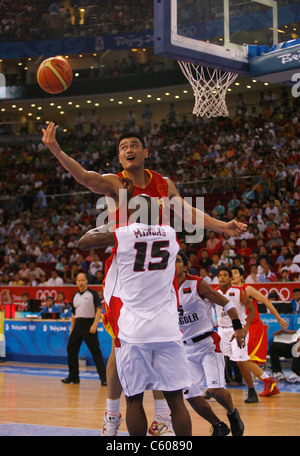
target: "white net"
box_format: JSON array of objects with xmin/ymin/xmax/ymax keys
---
[{"xmin": 178, "ymin": 61, "xmax": 238, "ymax": 118}]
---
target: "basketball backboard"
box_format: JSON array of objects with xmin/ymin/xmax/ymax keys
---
[{"xmin": 154, "ymin": 0, "xmax": 300, "ymax": 80}]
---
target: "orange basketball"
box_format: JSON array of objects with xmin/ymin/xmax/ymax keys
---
[{"xmin": 37, "ymin": 57, "xmax": 73, "ymax": 94}]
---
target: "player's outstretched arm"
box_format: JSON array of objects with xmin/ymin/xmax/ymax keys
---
[
  {"xmin": 165, "ymin": 177, "xmax": 247, "ymax": 236},
  {"xmin": 78, "ymin": 224, "xmax": 115, "ymax": 250},
  {"xmin": 245, "ymin": 286, "xmax": 288, "ymax": 330},
  {"xmin": 42, "ymin": 122, "xmax": 121, "ymax": 195}
]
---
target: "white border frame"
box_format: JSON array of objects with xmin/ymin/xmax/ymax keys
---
[{"xmin": 171, "ymin": 0, "xmax": 278, "ymax": 62}]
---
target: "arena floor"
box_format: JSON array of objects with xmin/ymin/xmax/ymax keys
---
[{"xmin": 0, "ymin": 361, "xmax": 299, "ymax": 437}]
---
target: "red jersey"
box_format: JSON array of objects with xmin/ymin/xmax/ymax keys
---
[
  {"xmin": 103, "ymin": 169, "xmax": 170, "ymax": 344},
  {"xmin": 109, "ymin": 169, "xmax": 169, "ymax": 226},
  {"xmin": 243, "ymin": 284, "xmax": 268, "ymax": 364}
]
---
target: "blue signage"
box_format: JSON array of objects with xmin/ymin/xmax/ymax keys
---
[
  {"xmin": 4, "ymin": 319, "xmax": 112, "ymax": 365},
  {"xmin": 0, "ymin": 31, "xmax": 154, "ymax": 59}
]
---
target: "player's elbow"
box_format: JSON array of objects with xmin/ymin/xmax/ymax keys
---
[{"xmin": 78, "ymin": 235, "xmax": 91, "ymax": 251}]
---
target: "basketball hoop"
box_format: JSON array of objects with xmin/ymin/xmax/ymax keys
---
[{"xmin": 178, "ymin": 61, "xmax": 238, "ymax": 118}]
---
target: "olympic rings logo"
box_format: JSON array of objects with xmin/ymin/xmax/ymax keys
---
[
  {"xmin": 36, "ymin": 289, "xmax": 57, "ymax": 301},
  {"xmin": 257, "ymin": 287, "xmax": 291, "ymax": 301}
]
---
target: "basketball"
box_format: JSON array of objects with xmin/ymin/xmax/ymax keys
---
[{"xmin": 37, "ymin": 57, "xmax": 73, "ymax": 94}]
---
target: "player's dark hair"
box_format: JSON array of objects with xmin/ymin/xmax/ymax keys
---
[
  {"xmin": 230, "ymin": 265, "xmax": 244, "ymax": 277},
  {"xmin": 177, "ymin": 250, "xmax": 189, "ymax": 267},
  {"xmin": 117, "ymin": 132, "xmax": 146, "ymax": 150},
  {"xmin": 217, "ymin": 266, "xmax": 232, "ymax": 277}
]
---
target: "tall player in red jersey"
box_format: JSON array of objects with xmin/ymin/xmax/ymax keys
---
[
  {"xmin": 230, "ymin": 266, "xmax": 285, "ymax": 399},
  {"xmin": 42, "ymin": 125, "xmax": 247, "ymax": 435},
  {"xmin": 41, "ymin": 124, "xmax": 247, "ymax": 238}
]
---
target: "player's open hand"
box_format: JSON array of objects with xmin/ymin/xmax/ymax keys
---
[
  {"xmin": 224, "ymin": 219, "xmax": 247, "ymax": 237},
  {"xmin": 41, "ymin": 121, "xmax": 61, "ymax": 156}
]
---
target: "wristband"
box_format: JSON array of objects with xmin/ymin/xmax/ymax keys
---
[
  {"xmin": 232, "ymin": 319, "xmax": 243, "ymax": 331},
  {"xmin": 224, "ymin": 302, "xmax": 235, "ymax": 314}
]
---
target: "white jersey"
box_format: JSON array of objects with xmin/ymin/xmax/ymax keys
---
[
  {"xmin": 178, "ymin": 275, "xmax": 215, "ymax": 340},
  {"xmin": 215, "ymin": 285, "xmax": 246, "ymax": 327},
  {"xmin": 104, "ymin": 222, "xmax": 181, "ymax": 344}
]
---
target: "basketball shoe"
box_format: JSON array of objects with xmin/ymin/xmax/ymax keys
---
[
  {"xmin": 102, "ymin": 411, "xmax": 122, "ymax": 436},
  {"xmin": 227, "ymin": 408, "xmax": 244, "ymax": 436},
  {"xmin": 147, "ymin": 414, "xmax": 175, "ymax": 436},
  {"xmin": 259, "ymin": 377, "xmax": 280, "ymax": 397},
  {"xmin": 210, "ymin": 421, "xmax": 230, "ymax": 436}
]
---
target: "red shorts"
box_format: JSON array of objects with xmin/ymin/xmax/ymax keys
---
[{"xmin": 247, "ymin": 319, "xmax": 268, "ymax": 365}]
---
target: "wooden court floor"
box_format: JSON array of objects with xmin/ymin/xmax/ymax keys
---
[{"xmin": 0, "ymin": 362, "xmax": 300, "ymax": 437}]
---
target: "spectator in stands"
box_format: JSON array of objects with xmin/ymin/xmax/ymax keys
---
[
  {"xmin": 24, "ymin": 262, "xmax": 45, "ymax": 280},
  {"xmin": 36, "ymin": 246, "xmax": 55, "ymax": 264},
  {"xmin": 265, "ymin": 198, "xmax": 279, "ymax": 218},
  {"xmin": 293, "ymin": 252, "xmax": 300, "ymax": 267},
  {"xmin": 280, "ymin": 254, "xmax": 300, "ymax": 275},
  {"xmin": 88, "ymin": 254, "xmax": 103, "ymax": 277},
  {"xmin": 49, "ymin": 2, "xmax": 59, "ymax": 28},
  {"xmin": 208, "ymin": 253, "xmax": 224, "ymax": 278},
  {"xmin": 38, "ymin": 273, "xmax": 48, "ymax": 286},
  {"xmin": 223, "ymin": 241, "xmax": 236, "ymax": 259},
  {"xmin": 266, "ymin": 229, "xmax": 284, "ymax": 251},
  {"xmin": 206, "ymin": 231, "xmax": 221, "ymax": 252},
  {"xmin": 220, "ymin": 248, "xmax": 232, "ymax": 267},
  {"xmin": 89, "ymin": 270, "xmax": 104, "ymax": 285},
  {"xmin": 258, "ymin": 263, "xmax": 277, "ymax": 282},
  {"xmin": 27, "ymin": 273, "xmax": 39, "ymax": 286},
  {"xmin": 291, "ymin": 289, "xmax": 300, "ymax": 314},
  {"xmin": 236, "ymin": 239, "xmax": 252, "ymax": 258},
  {"xmin": 8, "ymin": 272, "xmax": 25, "ymax": 286},
  {"xmin": 199, "ymin": 267, "xmax": 212, "ymax": 283},
  {"xmin": 279, "ymin": 215, "xmax": 290, "ymax": 230},
  {"xmin": 280, "ymin": 268, "xmax": 291, "ymax": 283},
  {"xmin": 245, "ymin": 264, "xmax": 259, "ymax": 284},
  {"xmin": 236, "ymin": 201, "xmax": 249, "ymax": 219},
  {"xmin": 46, "ymin": 270, "xmax": 64, "ymax": 286},
  {"xmin": 211, "ymin": 199, "xmax": 226, "ymax": 219},
  {"xmin": 232, "ymin": 255, "xmax": 244, "ymax": 271},
  {"xmin": 55, "ymin": 255, "xmax": 67, "ymax": 273},
  {"xmin": 197, "ymin": 249, "xmax": 213, "ymax": 270},
  {"xmin": 241, "ymin": 185, "xmax": 255, "ymax": 203},
  {"xmin": 63, "ymin": 264, "xmax": 73, "ymax": 284},
  {"xmin": 69, "ymin": 248, "xmax": 80, "ymax": 264}
]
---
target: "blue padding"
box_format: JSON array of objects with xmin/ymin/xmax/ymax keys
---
[{"xmin": 249, "ymin": 43, "xmax": 300, "ymax": 79}]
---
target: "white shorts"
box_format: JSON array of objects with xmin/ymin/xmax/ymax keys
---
[
  {"xmin": 115, "ymin": 339, "xmax": 192, "ymax": 397},
  {"xmin": 217, "ymin": 326, "xmax": 250, "ymax": 362},
  {"xmin": 183, "ymin": 333, "xmax": 226, "ymax": 399}
]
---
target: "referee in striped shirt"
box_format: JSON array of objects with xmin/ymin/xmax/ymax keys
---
[{"xmin": 62, "ymin": 272, "xmax": 107, "ymax": 385}]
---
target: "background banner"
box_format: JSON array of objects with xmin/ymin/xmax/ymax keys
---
[{"xmin": 1, "ymin": 282, "xmax": 299, "ymax": 309}]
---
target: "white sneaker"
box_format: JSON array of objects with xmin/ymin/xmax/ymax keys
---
[
  {"xmin": 273, "ymin": 372, "xmax": 285, "ymax": 382},
  {"xmin": 286, "ymin": 373, "xmax": 300, "ymax": 384},
  {"xmin": 102, "ymin": 411, "xmax": 122, "ymax": 436},
  {"xmin": 147, "ymin": 414, "xmax": 175, "ymax": 436}
]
